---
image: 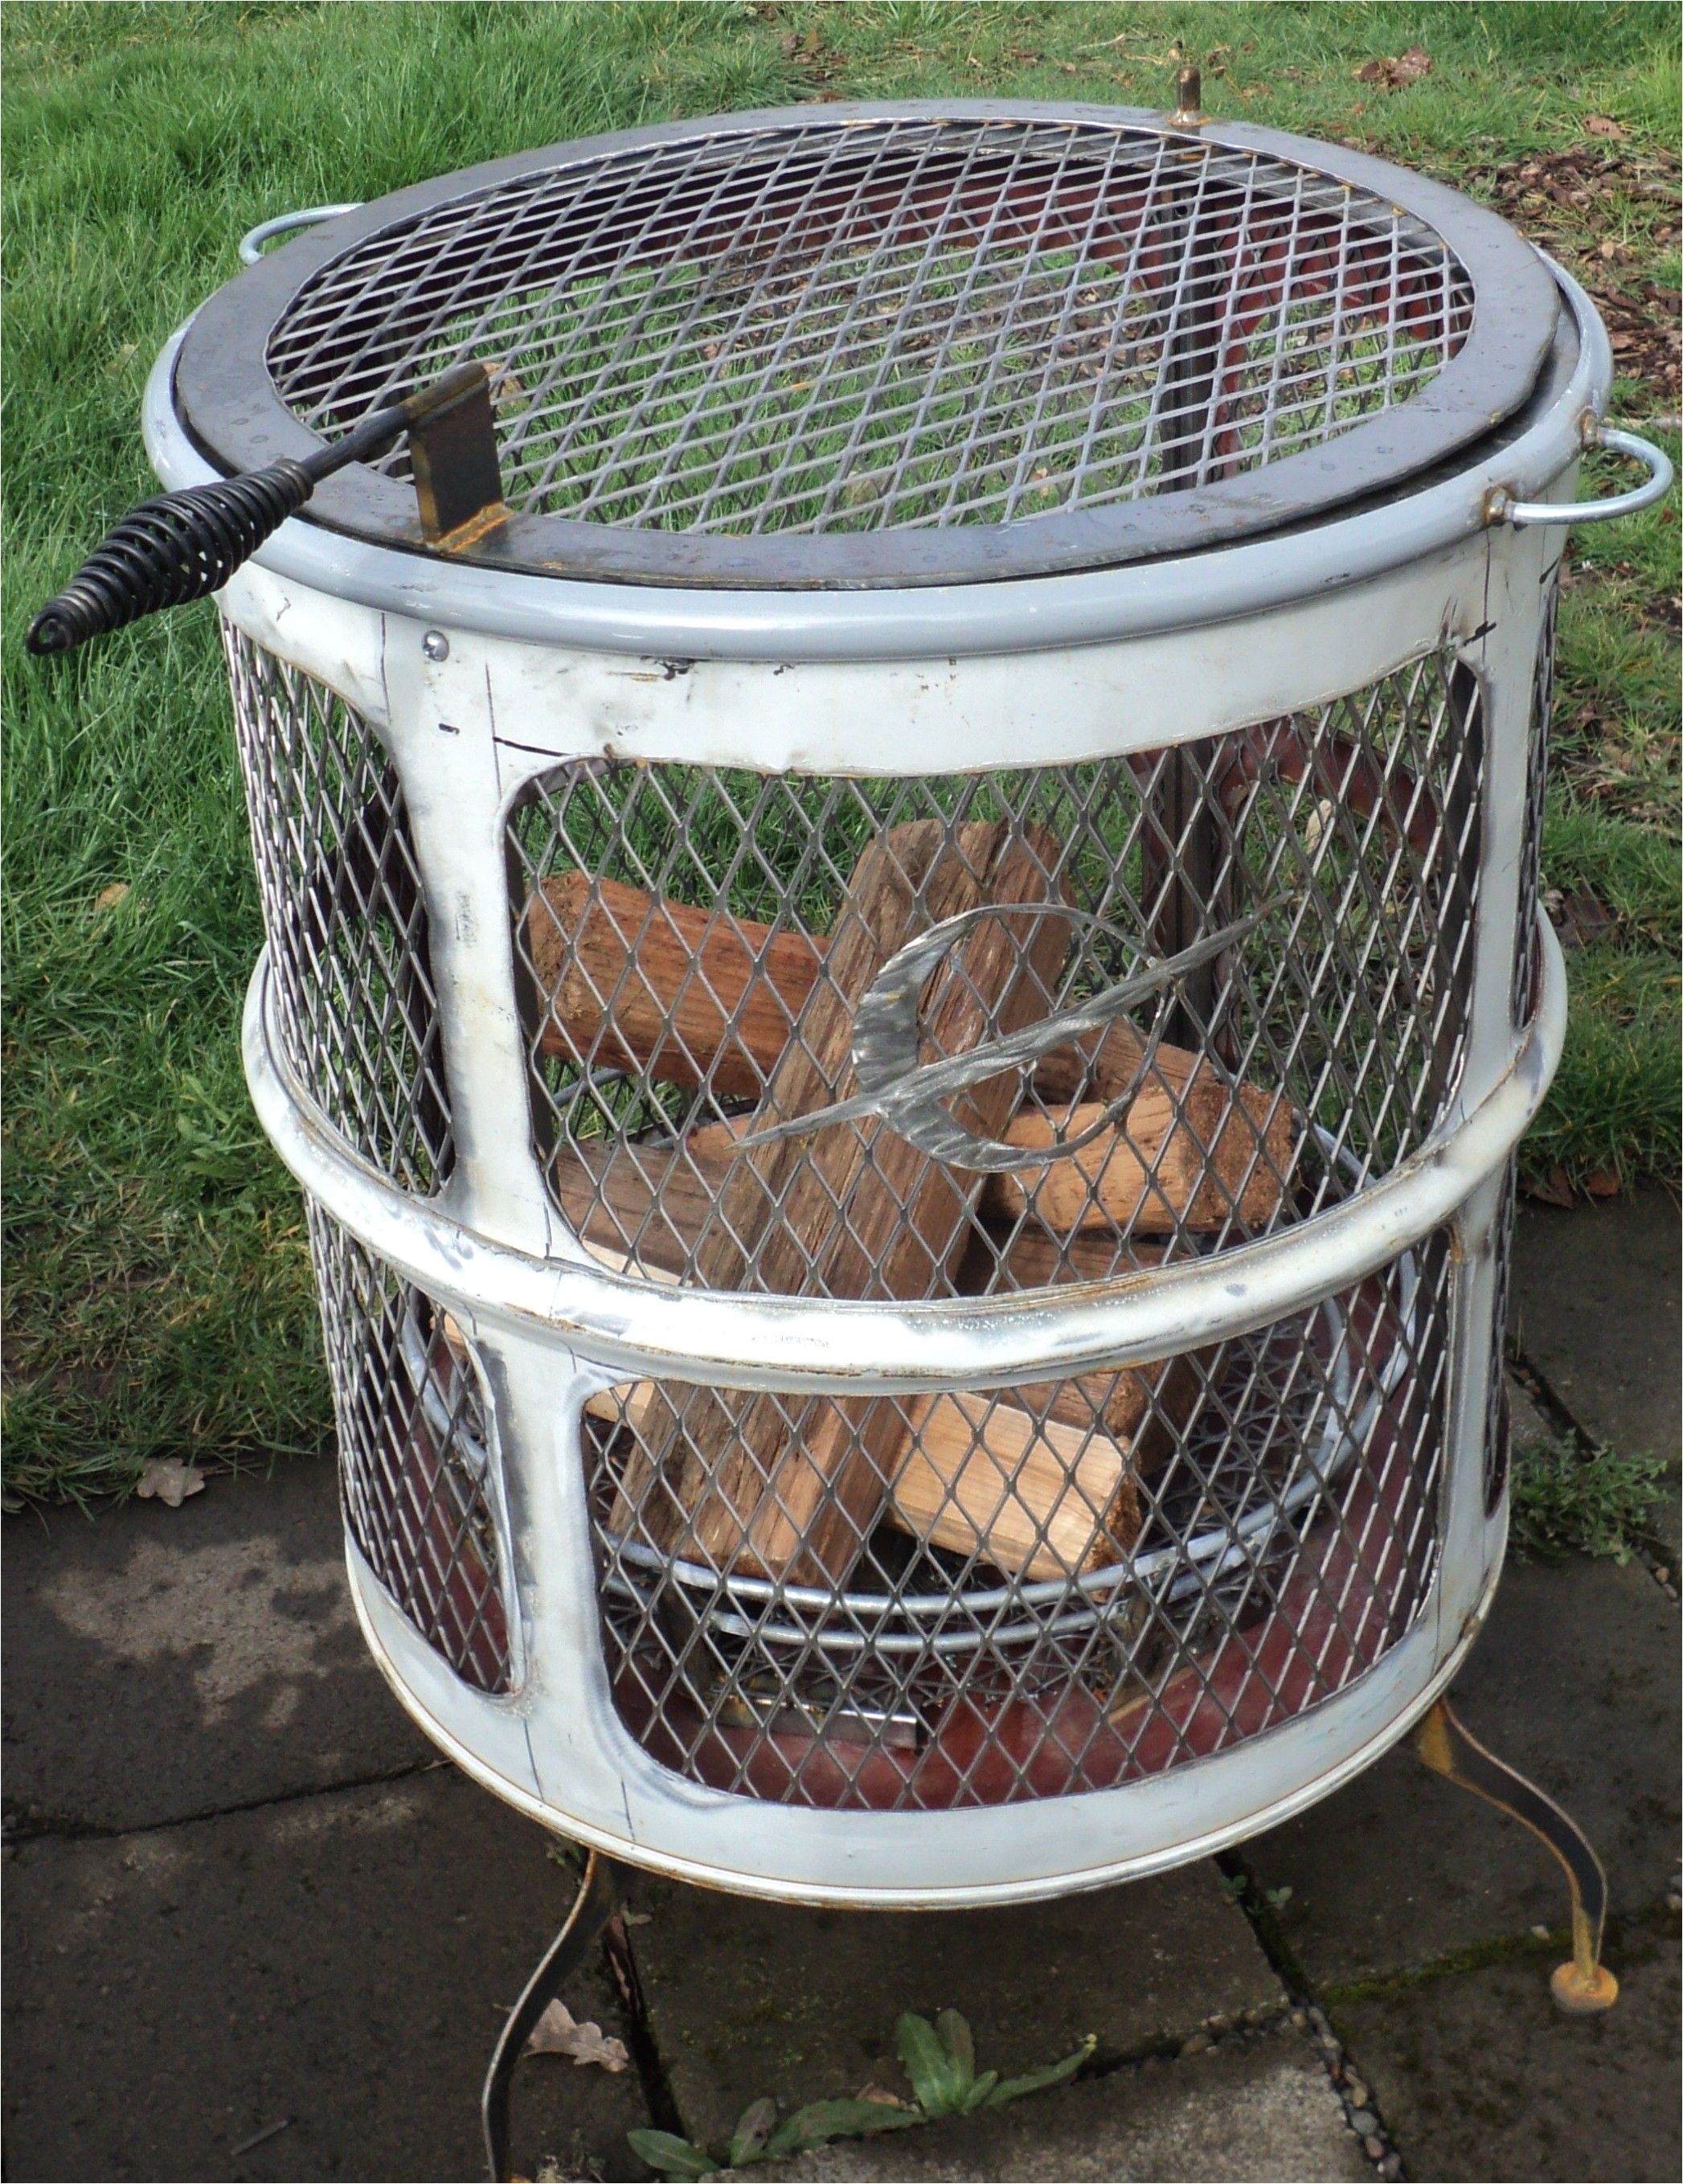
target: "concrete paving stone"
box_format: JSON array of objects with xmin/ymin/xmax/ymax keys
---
[
  {"xmin": 2, "ymin": 1457, "xmax": 431, "ymax": 1834},
  {"xmin": 1512, "ymin": 1188, "xmax": 1681, "ymax": 1465},
  {"xmin": 1331, "ymin": 1919, "xmax": 1681, "ymax": 2183},
  {"xmin": 626, "ymin": 1861, "xmax": 1282, "ymax": 2151},
  {"xmin": 1243, "ymin": 1551, "xmax": 1680, "ymax": 1988},
  {"xmin": 739, "ymin": 2024, "xmax": 1370, "ymax": 2182},
  {"xmin": 1505, "ymin": 1369, "xmax": 1563, "ymax": 1454},
  {"xmin": 1, "ymin": 1768, "xmax": 650, "ymax": 2182}
]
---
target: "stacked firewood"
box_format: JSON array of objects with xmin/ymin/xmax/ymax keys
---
[{"xmin": 524, "ymin": 825, "xmax": 1293, "ymax": 1591}]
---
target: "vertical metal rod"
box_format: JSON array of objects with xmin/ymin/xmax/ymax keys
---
[{"xmin": 1149, "ymin": 65, "xmax": 1224, "ymax": 1049}]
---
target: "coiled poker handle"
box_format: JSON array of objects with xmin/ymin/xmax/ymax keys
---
[
  {"xmin": 27, "ymin": 463, "xmax": 314, "ymax": 655},
  {"xmin": 27, "ymin": 360, "xmax": 490, "ymax": 658}
]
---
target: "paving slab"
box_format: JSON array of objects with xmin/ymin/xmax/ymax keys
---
[
  {"xmin": 626, "ymin": 1861, "xmax": 1282, "ymax": 2150},
  {"xmin": 1243, "ymin": 1550, "xmax": 1680, "ymax": 1987},
  {"xmin": 1331, "ymin": 1919, "xmax": 1681, "ymax": 2183},
  {"xmin": 1512, "ymin": 1188, "xmax": 1681, "ymax": 1462},
  {"xmin": 739, "ymin": 2023, "xmax": 1370, "ymax": 2182},
  {"xmin": 2, "ymin": 1768, "xmax": 650, "ymax": 2182},
  {"xmin": 2, "ymin": 1457, "xmax": 430, "ymax": 1834}
]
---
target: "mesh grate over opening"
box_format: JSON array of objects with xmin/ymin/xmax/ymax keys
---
[
  {"xmin": 308, "ymin": 1208, "xmax": 513, "ymax": 1694},
  {"xmin": 223, "ymin": 631, "xmax": 453, "ymax": 1195},
  {"xmin": 507, "ymin": 649, "xmax": 1483, "ymax": 1297},
  {"xmin": 585, "ymin": 1229, "xmax": 1453, "ymax": 1809},
  {"xmin": 266, "ymin": 117, "xmax": 1474, "ymax": 539}
]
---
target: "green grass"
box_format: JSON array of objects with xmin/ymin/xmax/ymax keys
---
[
  {"xmin": 5, "ymin": 2, "xmax": 1678, "ymax": 1500},
  {"xmin": 1510, "ymin": 1438, "xmax": 1670, "ymax": 1563}
]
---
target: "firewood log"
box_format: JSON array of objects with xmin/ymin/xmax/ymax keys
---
[
  {"xmin": 619, "ymin": 818, "xmax": 1072, "ymax": 1584},
  {"xmin": 524, "ymin": 871, "xmax": 825, "ymax": 1100},
  {"xmin": 981, "ymin": 1079, "xmax": 1292, "ymax": 1235},
  {"xmin": 586, "ymin": 1379, "xmax": 1139, "ymax": 1584}
]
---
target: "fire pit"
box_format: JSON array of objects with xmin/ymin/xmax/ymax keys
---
[{"xmin": 31, "ymin": 85, "xmax": 1670, "ymax": 2166}]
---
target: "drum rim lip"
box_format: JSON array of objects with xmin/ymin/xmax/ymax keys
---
[
  {"xmin": 170, "ymin": 98, "xmax": 1560, "ymax": 589},
  {"xmin": 242, "ymin": 918, "xmax": 1566, "ymax": 1391},
  {"xmin": 149, "ymin": 260, "xmax": 1606, "ymax": 659}
]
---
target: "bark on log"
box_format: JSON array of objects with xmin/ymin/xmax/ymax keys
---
[{"xmin": 524, "ymin": 871, "xmax": 825, "ymax": 1100}]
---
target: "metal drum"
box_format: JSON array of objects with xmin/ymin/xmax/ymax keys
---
[{"xmin": 127, "ymin": 98, "xmax": 1671, "ymax": 1908}]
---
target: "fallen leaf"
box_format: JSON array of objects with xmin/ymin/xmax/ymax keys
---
[
  {"xmin": 95, "ymin": 882, "xmax": 130, "ymax": 912},
  {"xmin": 1583, "ymin": 1167, "xmax": 1622, "ymax": 1199},
  {"xmin": 1583, "ymin": 114, "xmax": 1630, "ymax": 140},
  {"xmin": 1353, "ymin": 46, "xmax": 1431, "ymax": 91},
  {"xmin": 135, "ymin": 1459, "xmax": 206, "ymax": 1507},
  {"xmin": 524, "ymin": 2002, "xmax": 629, "ymax": 2071},
  {"xmin": 1522, "ymin": 1166, "xmax": 1576, "ymax": 1210}
]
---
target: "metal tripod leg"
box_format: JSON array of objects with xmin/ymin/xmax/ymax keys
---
[
  {"xmin": 1415, "ymin": 1697, "xmax": 1619, "ymax": 2014},
  {"xmin": 482, "ymin": 1846, "xmax": 628, "ymax": 2182}
]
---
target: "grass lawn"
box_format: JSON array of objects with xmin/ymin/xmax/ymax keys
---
[{"xmin": 4, "ymin": 1, "xmax": 1678, "ymax": 1502}]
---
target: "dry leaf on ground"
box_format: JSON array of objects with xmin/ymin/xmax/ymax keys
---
[
  {"xmin": 1353, "ymin": 46, "xmax": 1431, "ymax": 90},
  {"xmin": 135, "ymin": 1459, "xmax": 206, "ymax": 1507},
  {"xmin": 524, "ymin": 2001, "xmax": 630, "ymax": 2071},
  {"xmin": 1523, "ymin": 1166, "xmax": 1578, "ymax": 1210}
]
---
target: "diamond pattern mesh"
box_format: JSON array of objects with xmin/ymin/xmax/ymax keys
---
[
  {"xmin": 307, "ymin": 1207, "xmax": 512, "ymax": 1694},
  {"xmin": 1512, "ymin": 579, "xmax": 1558, "ymax": 1027},
  {"xmin": 584, "ymin": 1230, "xmax": 1452, "ymax": 1808},
  {"xmin": 507, "ymin": 649, "xmax": 1482, "ymax": 1294},
  {"xmin": 266, "ymin": 118, "xmax": 1472, "ymax": 536},
  {"xmin": 223, "ymin": 630, "xmax": 453, "ymax": 1194}
]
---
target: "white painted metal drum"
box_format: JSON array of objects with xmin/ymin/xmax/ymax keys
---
[{"xmin": 141, "ymin": 101, "xmax": 1656, "ymax": 1906}]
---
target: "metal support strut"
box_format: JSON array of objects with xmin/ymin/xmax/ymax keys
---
[
  {"xmin": 1415, "ymin": 1698, "xmax": 1618, "ymax": 2014},
  {"xmin": 482, "ymin": 1847, "xmax": 627, "ymax": 2182}
]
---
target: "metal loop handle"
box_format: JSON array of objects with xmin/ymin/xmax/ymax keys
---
[
  {"xmin": 1493, "ymin": 423, "xmax": 1674, "ymax": 527},
  {"xmin": 238, "ymin": 202, "xmax": 362, "ymax": 267}
]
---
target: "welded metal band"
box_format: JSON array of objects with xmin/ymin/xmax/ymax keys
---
[
  {"xmin": 244, "ymin": 916, "xmax": 1566, "ymax": 1392},
  {"xmin": 145, "ymin": 262, "xmax": 1607, "ymax": 661}
]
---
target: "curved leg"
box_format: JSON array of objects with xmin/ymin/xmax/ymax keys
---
[
  {"xmin": 482, "ymin": 1846, "xmax": 628, "ymax": 2182},
  {"xmin": 1415, "ymin": 1697, "xmax": 1618, "ymax": 2013}
]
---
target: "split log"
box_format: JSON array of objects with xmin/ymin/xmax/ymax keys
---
[
  {"xmin": 887, "ymin": 1391, "xmax": 1140, "ymax": 1580},
  {"xmin": 620, "ymin": 817, "xmax": 1073, "ymax": 1584},
  {"xmin": 587, "ymin": 1379, "xmax": 1140, "ymax": 1584},
  {"xmin": 524, "ymin": 871, "xmax": 825, "ymax": 1100},
  {"xmin": 981, "ymin": 1080, "xmax": 1292, "ymax": 1235}
]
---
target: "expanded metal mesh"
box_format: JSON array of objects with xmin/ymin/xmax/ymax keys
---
[
  {"xmin": 584, "ymin": 1230, "xmax": 1452, "ymax": 1808},
  {"xmin": 1513, "ymin": 579, "xmax": 1559, "ymax": 1027},
  {"xmin": 223, "ymin": 631, "xmax": 453, "ymax": 1194},
  {"xmin": 266, "ymin": 117, "xmax": 1472, "ymax": 537},
  {"xmin": 507, "ymin": 649, "xmax": 1483, "ymax": 1294},
  {"xmin": 307, "ymin": 1207, "xmax": 512, "ymax": 1694}
]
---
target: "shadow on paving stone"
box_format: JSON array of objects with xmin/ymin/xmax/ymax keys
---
[
  {"xmin": 736, "ymin": 2023, "xmax": 1370, "ymax": 2182},
  {"xmin": 1513, "ymin": 1186, "xmax": 1681, "ymax": 1464},
  {"xmin": 2, "ymin": 1458, "xmax": 431, "ymax": 1834},
  {"xmin": 624, "ymin": 1862, "xmax": 1281, "ymax": 2150},
  {"xmin": 1331, "ymin": 1917, "xmax": 1680, "ymax": 2183},
  {"xmin": 1, "ymin": 1768, "xmax": 651, "ymax": 2182},
  {"xmin": 1242, "ymin": 1551, "xmax": 1680, "ymax": 1989}
]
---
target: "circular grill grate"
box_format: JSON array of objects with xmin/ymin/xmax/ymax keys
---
[{"xmin": 266, "ymin": 117, "xmax": 1474, "ymax": 539}]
